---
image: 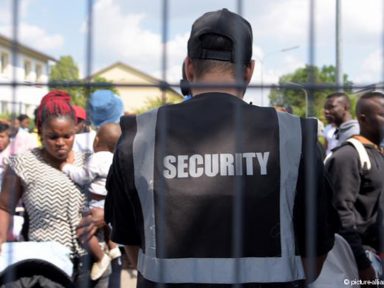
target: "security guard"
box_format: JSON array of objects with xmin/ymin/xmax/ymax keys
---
[{"xmin": 105, "ymin": 8, "xmax": 337, "ymax": 287}]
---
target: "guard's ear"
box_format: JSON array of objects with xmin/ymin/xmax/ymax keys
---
[
  {"xmin": 179, "ymin": 79, "xmax": 190, "ymax": 96},
  {"xmin": 185, "ymin": 57, "xmax": 194, "ymax": 82},
  {"xmin": 244, "ymin": 60, "xmax": 255, "ymax": 84}
]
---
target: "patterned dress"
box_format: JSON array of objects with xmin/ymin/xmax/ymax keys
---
[{"xmin": 8, "ymin": 148, "xmax": 88, "ymax": 258}]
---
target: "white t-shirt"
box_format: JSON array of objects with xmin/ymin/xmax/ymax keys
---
[
  {"xmin": 73, "ymin": 130, "xmax": 97, "ymax": 153},
  {"xmin": 62, "ymin": 150, "xmax": 113, "ymax": 196},
  {"xmin": 323, "ymin": 124, "xmax": 337, "ymax": 156}
]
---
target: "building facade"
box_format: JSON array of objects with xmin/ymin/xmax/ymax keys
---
[
  {"xmin": 0, "ymin": 34, "xmax": 56, "ymax": 117},
  {"xmin": 90, "ymin": 62, "xmax": 182, "ymax": 114}
]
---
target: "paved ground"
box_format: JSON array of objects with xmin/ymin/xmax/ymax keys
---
[
  {"xmin": 121, "ymin": 267, "xmax": 137, "ymax": 287},
  {"xmin": 120, "ymin": 253, "xmax": 137, "ymax": 287}
]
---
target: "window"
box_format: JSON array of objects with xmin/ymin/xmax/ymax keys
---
[
  {"xmin": 0, "ymin": 52, "xmax": 9, "ymax": 75},
  {"xmin": 35, "ymin": 64, "xmax": 43, "ymax": 82},
  {"xmin": 24, "ymin": 60, "xmax": 32, "ymax": 81},
  {"xmin": 1, "ymin": 101, "xmax": 8, "ymax": 115}
]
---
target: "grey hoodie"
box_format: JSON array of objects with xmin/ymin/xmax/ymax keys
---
[{"xmin": 335, "ymin": 119, "xmax": 360, "ymax": 145}]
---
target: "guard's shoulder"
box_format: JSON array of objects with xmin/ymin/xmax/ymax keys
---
[
  {"xmin": 301, "ymin": 116, "xmax": 319, "ymax": 130},
  {"xmin": 119, "ymin": 114, "xmax": 137, "ymax": 132},
  {"xmin": 116, "ymin": 115, "xmax": 138, "ymax": 153},
  {"xmin": 298, "ymin": 117, "xmax": 318, "ymax": 143}
]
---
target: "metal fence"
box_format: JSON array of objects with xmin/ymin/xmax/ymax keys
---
[{"xmin": 1, "ymin": 0, "xmax": 384, "ymax": 287}]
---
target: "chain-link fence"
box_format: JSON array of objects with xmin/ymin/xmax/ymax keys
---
[{"xmin": 1, "ymin": 0, "xmax": 384, "ymax": 287}]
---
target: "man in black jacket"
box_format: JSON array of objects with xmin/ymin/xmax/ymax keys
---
[{"xmin": 325, "ymin": 91, "xmax": 384, "ymax": 285}]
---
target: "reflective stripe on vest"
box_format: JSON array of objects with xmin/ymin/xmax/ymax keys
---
[{"xmin": 133, "ymin": 108, "xmax": 305, "ymax": 284}]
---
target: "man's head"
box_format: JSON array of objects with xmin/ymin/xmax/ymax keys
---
[
  {"xmin": 356, "ymin": 91, "xmax": 384, "ymax": 146},
  {"xmin": 185, "ymin": 8, "xmax": 254, "ymax": 97},
  {"xmin": 17, "ymin": 114, "xmax": 30, "ymax": 130},
  {"xmin": 88, "ymin": 90, "xmax": 124, "ymax": 127},
  {"xmin": 323, "ymin": 92, "xmax": 352, "ymax": 126},
  {"xmin": 0, "ymin": 122, "xmax": 10, "ymax": 152},
  {"xmin": 8, "ymin": 115, "xmax": 20, "ymax": 138},
  {"xmin": 72, "ymin": 105, "xmax": 89, "ymax": 133}
]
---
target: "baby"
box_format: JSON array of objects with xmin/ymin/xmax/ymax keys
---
[{"xmin": 62, "ymin": 122, "xmax": 121, "ymax": 280}]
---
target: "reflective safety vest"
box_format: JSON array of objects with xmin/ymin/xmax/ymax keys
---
[{"xmin": 129, "ymin": 93, "xmax": 310, "ymax": 284}]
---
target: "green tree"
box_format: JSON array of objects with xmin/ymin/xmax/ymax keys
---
[
  {"xmin": 269, "ymin": 65, "xmax": 353, "ymax": 119},
  {"xmin": 49, "ymin": 56, "xmax": 118, "ymax": 107},
  {"xmin": 85, "ymin": 76, "xmax": 119, "ymax": 96},
  {"xmin": 49, "ymin": 56, "xmax": 85, "ymax": 106}
]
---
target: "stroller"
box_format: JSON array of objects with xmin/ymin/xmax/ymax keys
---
[{"xmin": 0, "ymin": 242, "xmax": 74, "ymax": 288}]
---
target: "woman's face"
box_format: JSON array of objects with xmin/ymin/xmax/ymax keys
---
[{"xmin": 41, "ymin": 117, "xmax": 75, "ymax": 161}]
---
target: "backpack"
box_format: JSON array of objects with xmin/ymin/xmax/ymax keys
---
[
  {"xmin": 324, "ymin": 138, "xmax": 371, "ymax": 171},
  {"xmin": 346, "ymin": 138, "xmax": 371, "ymax": 171}
]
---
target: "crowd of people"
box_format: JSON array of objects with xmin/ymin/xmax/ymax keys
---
[
  {"xmin": 0, "ymin": 89, "xmax": 125, "ymax": 287},
  {"xmin": 0, "ymin": 7, "xmax": 383, "ymax": 288}
]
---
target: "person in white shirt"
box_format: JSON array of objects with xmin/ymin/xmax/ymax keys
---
[
  {"xmin": 322, "ymin": 123, "xmax": 338, "ymax": 156},
  {"xmin": 61, "ymin": 122, "xmax": 121, "ymax": 280},
  {"xmin": 17, "ymin": 114, "xmax": 30, "ymax": 133},
  {"xmin": 8, "ymin": 117, "xmax": 38, "ymax": 155},
  {"xmin": 72, "ymin": 105, "xmax": 96, "ymax": 153}
]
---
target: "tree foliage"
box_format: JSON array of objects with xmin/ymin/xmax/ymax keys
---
[
  {"xmin": 49, "ymin": 56, "xmax": 85, "ymax": 106},
  {"xmin": 88, "ymin": 76, "xmax": 119, "ymax": 95},
  {"xmin": 269, "ymin": 65, "xmax": 353, "ymax": 120},
  {"xmin": 49, "ymin": 56, "xmax": 118, "ymax": 107}
]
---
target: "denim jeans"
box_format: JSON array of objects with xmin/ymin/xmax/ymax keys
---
[
  {"xmin": 108, "ymin": 256, "xmax": 122, "ymax": 288},
  {"xmin": 73, "ymin": 254, "xmax": 111, "ymax": 288}
]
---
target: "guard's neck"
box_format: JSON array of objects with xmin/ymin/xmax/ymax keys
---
[{"xmin": 190, "ymin": 74, "xmax": 245, "ymax": 98}]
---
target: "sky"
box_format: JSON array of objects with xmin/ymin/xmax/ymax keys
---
[{"xmin": 0, "ymin": 0, "xmax": 383, "ymax": 106}]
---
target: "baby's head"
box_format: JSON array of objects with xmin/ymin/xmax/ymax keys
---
[{"xmin": 93, "ymin": 123, "xmax": 121, "ymax": 153}]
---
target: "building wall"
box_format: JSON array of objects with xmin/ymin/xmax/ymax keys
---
[
  {"xmin": 0, "ymin": 44, "xmax": 51, "ymax": 117},
  {"xmin": 95, "ymin": 65, "xmax": 181, "ymax": 113}
]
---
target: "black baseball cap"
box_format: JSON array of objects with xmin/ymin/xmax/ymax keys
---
[{"xmin": 187, "ymin": 8, "xmax": 253, "ymax": 64}]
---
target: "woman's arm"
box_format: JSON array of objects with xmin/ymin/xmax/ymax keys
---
[
  {"xmin": 76, "ymin": 207, "xmax": 105, "ymax": 244},
  {"xmin": 0, "ymin": 209, "xmax": 12, "ymax": 252},
  {"xmin": 0, "ymin": 167, "xmax": 23, "ymax": 253}
]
